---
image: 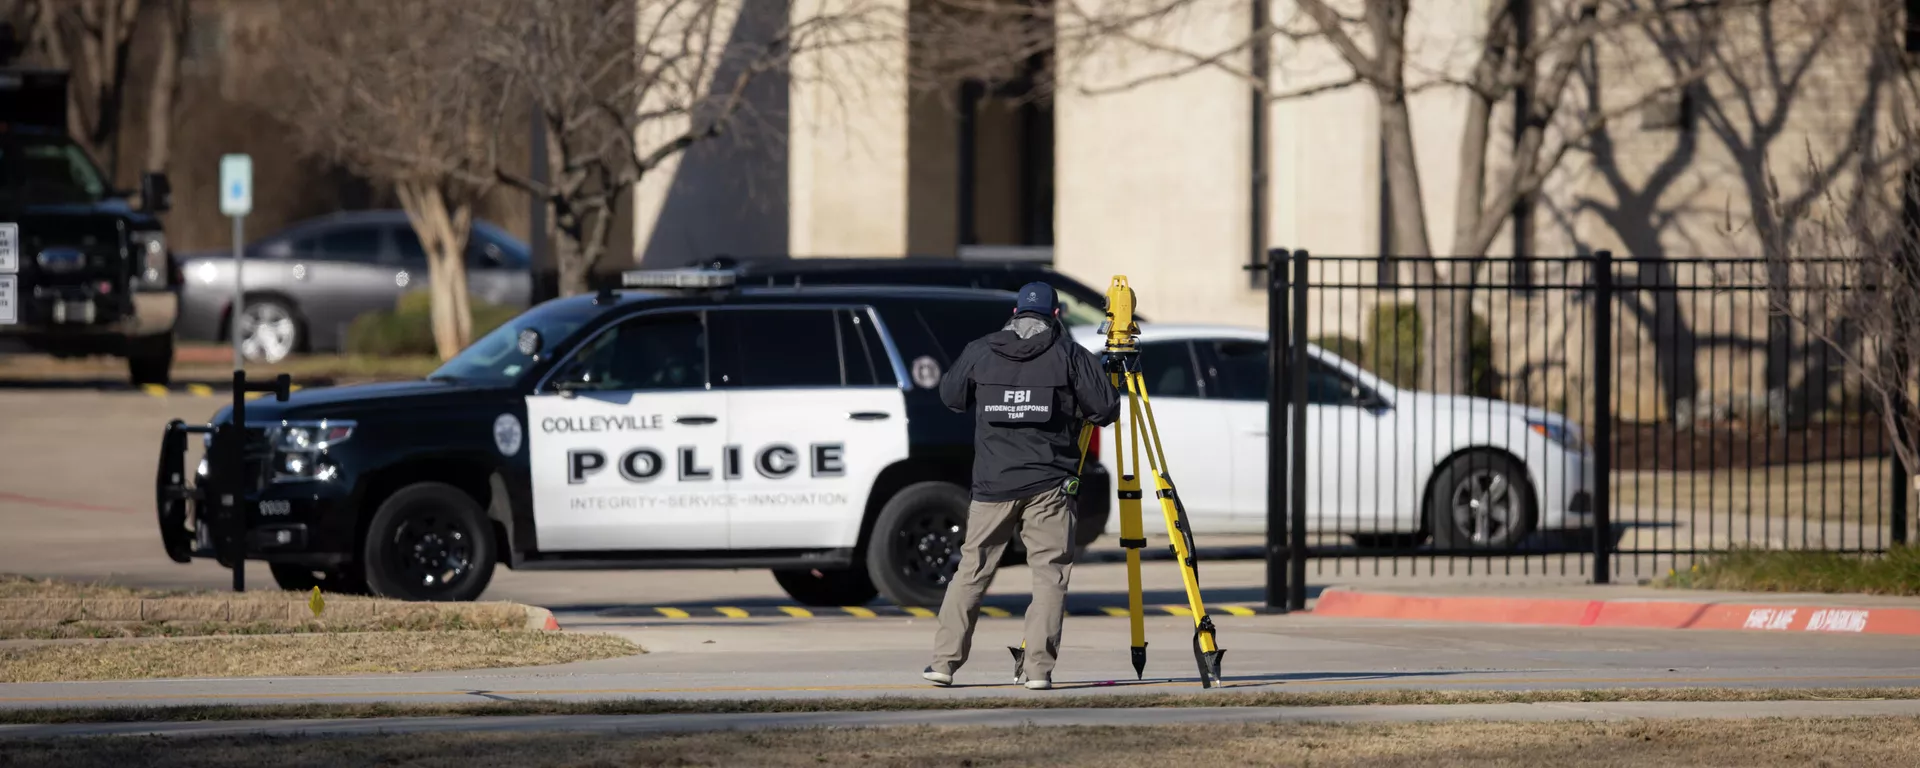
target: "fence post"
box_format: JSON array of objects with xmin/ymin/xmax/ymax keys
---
[
  {"xmin": 1591, "ymin": 250, "xmax": 1614, "ymax": 584},
  {"xmin": 1288, "ymin": 248, "xmax": 1311, "ymax": 611},
  {"xmin": 1264, "ymin": 247, "xmax": 1291, "ymax": 611}
]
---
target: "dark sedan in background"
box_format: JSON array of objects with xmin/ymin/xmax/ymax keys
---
[{"xmin": 175, "ymin": 210, "xmax": 532, "ymax": 362}]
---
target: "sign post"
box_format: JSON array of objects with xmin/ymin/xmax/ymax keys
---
[{"xmin": 220, "ymin": 155, "xmax": 252, "ymax": 370}]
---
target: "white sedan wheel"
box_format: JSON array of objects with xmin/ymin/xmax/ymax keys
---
[{"xmin": 239, "ymin": 301, "xmax": 299, "ymax": 363}]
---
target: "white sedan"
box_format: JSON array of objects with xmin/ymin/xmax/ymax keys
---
[{"xmin": 1071, "ymin": 324, "xmax": 1596, "ymax": 549}]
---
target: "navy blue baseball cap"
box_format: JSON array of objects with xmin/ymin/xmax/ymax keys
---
[{"xmin": 1015, "ymin": 281, "xmax": 1058, "ymax": 314}]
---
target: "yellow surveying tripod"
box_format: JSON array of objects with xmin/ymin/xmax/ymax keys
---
[{"xmin": 1007, "ymin": 276, "xmax": 1227, "ymax": 688}]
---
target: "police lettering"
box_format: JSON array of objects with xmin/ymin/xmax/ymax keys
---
[{"xmin": 569, "ymin": 443, "xmax": 845, "ymax": 484}]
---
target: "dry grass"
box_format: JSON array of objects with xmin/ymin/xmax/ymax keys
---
[
  {"xmin": 0, "ymin": 575, "xmax": 536, "ymax": 639},
  {"xmin": 0, "ymin": 631, "xmax": 640, "ymax": 683},
  {"xmin": 5, "ymin": 686, "xmax": 1915, "ymax": 725},
  {"xmin": 1658, "ymin": 546, "xmax": 1920, "ymax": 595},
  {"xmin": 6, "ymin": 718, "xmax": 1919, "ymax": 767}
]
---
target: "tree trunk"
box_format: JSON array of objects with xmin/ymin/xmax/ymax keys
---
[
  {"xmin": 552, "ymin": 199, "xmax": 613, "ymax": 297},
  {"xmin": 1379, "ymin": 87, "xmax": 1469, "ymax": 394},
  {"xmin": 143, "ymin": 0, "xmax": 184, "ymax": 175},
  {"xmin": 395, "ymin": 181, "xmax": 474, "ymax": 360}
]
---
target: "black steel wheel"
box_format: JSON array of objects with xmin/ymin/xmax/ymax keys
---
[
  {"xmin": 865, "ymin": 481, "xmax": 970, "ymax": 608},
  {"xmin": 772, "ymin": 567, "xmax": 878, "ymax": 606},
  {"xmin": 361, "ymin": 482, "xmax": 496, "ymax": 602},
  {"xmin": 1429, "ymin": 451, "xmax": 1536, "ymax": 550}
]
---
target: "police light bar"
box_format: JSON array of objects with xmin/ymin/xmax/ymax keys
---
[{"xmin": 621, "ymin": 267, "xmax": 737, "ymax": 289}]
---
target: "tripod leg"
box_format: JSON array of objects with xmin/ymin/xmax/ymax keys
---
[
  {"xmin": 1125, "ymin": 371, "xmax": 1225, "ymax": 688},
  {"xmin": 1114, "ymin": 371, "xmax": 1148, "ymax": 678}
]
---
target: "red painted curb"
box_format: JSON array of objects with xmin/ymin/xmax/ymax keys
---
[
  {"xmin": 1310, "ymin": 588, "xmax": 1920, "ymax": 636},
  {"xmin": 543, "ymin": 614, "xmax": 561, "ymax": 631}
]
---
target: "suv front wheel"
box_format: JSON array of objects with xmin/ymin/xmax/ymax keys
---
[
  {"xmin": 864, "ymin": 481, "xmax": 970, "ymax": 608},
  {"xmin": 361, "ymin": 482, "xmax": 497, "ymax": 601}
]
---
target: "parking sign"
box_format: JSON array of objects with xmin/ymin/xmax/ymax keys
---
[
  {"xmin": 0, "ymin": 275, "xmax": 16, "ymax": 325},
  {"xmin": 0, "ymin": 223, "xmax": 16, "ymax": 274},
  {"xmin": 220, "ymin": 154, "xmax": 252, "ymax": 217}
]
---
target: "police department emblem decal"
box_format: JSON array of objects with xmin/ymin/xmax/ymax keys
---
[
  {"xmin": 911, "ymin": 356, "xmax": 941, "ymax": 389},
  {"xmin": 493, "ymin": 414, "xmax": 523, "ymax": 456}
]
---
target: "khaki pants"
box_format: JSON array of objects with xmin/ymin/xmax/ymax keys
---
[{"xmin": 929, "ymin": 486, "xmax": 1076, "ymax": 681}]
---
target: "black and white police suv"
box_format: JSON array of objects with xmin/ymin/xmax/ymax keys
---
[{"xmin": 153, "ymin": 268, "xmax": 1112, "ymax": 606}]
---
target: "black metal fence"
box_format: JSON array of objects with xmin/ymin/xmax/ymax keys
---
[{"xmin": 1259, "ymin": 248, "xmax": 1911, "ymax": 610}]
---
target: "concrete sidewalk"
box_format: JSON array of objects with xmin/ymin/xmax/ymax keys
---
[{"xmin": 9, "ymin": 699, "xmax": 1920, "ymax": 740}]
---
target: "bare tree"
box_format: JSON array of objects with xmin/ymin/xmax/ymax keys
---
[
  {"xmin": 12, "ymin": 0, "xmax": 142, "ymax": 179},
  {"xmin": 261, "ymin": 0, "xmax": 514, "ymax": 359},
  {"xmin": 479, "ymin": 0, "xmax": 896, "ymax": 296},
  {"xmin": 926, "ymin": 0, "xmax": 1737, "ymax": 393},
  {"xmin": 141, "ymin": 0, "xmax": 186, "ymax": 175},
  {"xmin": 1762, "ymin": 1, "xmax": 1920, "ymax": 508}
]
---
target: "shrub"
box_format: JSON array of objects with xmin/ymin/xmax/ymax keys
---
[
  {"xmin": 1363, "ymin": 302, "xmax": 1496, "ymax": 396},
  {"xmin": 345, "ymin": 290, "xmax": 518, "ymax": 357}
]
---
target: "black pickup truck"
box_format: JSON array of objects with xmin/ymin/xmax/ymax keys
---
[{"xmin": 0, "ymin": 67, "xmax": 180, "ymax": 385}]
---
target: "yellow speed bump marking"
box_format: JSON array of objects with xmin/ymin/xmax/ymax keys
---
[
  {"xmin": 142, "ymin": 384, "xmax": 168, "ymax": 397},
  {"xmin": 186, "ymin": 384, "xmax": 213, "ymax": 397},
  {"xmin": 778, "ymin": 606, "xmax": 813, "ymax": 618},
  {"xmin": 904, "ymin": 606, "xmax": 935, "ymax": 618},
  {"xmin": 980, "ymin": 606, "xmax": 1011, "ymax": 618},
  {"xmin": 840, "ymin": 606, "xmax": 877, "ymax": 618},
  {"xmin": 654, "ymin": 607, "xmax": 690, "ymax": 619},
  {"xmin": 1161, "ymin": 605, "xmax": 1194, "ymax": 617},
  {"xmin": 1219, "ymin": 605, "xmax": 1256, "ymax": 617},
  {"xmin": 1100, "ymin": 607, "xmax": 1130, "ymax": 617},
  {"xmin": 715, "ymin": 607, "xmax": 748, "ymax": 619}
]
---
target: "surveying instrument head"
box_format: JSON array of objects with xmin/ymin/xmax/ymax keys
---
[{"xmin": 1081, "ymin": 274, "xmax": 1226, "ymax": 687}]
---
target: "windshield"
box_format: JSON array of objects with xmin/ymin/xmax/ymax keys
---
[
  {"xmin": 428, "ymin": 300, "xmax": 603, "ymax": 386},
  {"xmin": 0, "ymin": 135, "xmax": 109, "ymax": 206}
]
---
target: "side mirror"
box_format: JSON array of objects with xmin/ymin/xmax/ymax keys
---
[
  {"xmin": 551, "ymin": 362, "xmax": 596, "ymax": 397},
  {"xmin": 139, "ymin": 172, "xmax": 172, "ymax": 214}
]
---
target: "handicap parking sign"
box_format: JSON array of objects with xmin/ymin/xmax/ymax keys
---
[{"xmin": 220, "ymin": 154, "xmax": 252, "ymax": 217}]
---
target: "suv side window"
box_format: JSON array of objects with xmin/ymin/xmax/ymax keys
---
[
  {"xmin": 709, "ymin": 308, "xmax": 846, "ymax": 388},
  {"xmin": 838, "ymin": 309, "xmax": 895, "ymax": 387},
  {"xmin": 911, "ymin": 301, "xmax": 1015, "ymax": 365},
  {"xmin": 562, "ymin": 311, "xmax": 708, "ymax": 392},
  {"xmin": 1139, "ymin": 340, "xmax": 1203, "ymax": 398},
  {"xmin": 1207, "ymin": 339, "xmax": 1371, "ymax": 407}
]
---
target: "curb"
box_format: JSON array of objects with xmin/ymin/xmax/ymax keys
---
[
  {"xmin": 524, "ymin": 605, "xmax": 562, "ymax": 631},
  {"xmin": 1309, "ymin": 588, "xmax": 1920, "ymax": 635}
]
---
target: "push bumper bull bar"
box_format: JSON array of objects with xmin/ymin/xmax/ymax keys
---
[{"xmin": 154, "ymin": 371, "xmax": 293, "ymax": 592}]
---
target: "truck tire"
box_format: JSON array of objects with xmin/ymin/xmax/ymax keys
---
[
  {"xmin": 361, "ymin": 482, "xmax": 497, "ymax": 602},
  {"xmin": 127, "ymin": 334, "xmax": 173, "ymax": 387},
  {"xmin": 772, "ymin": 568, "xmax": 878, "ymax": 607},
  {"xmin": 864, "ymin": 480, "xmax": 971, "ymax": 608},
  {"xmin": 270, "ymin": 562, "xmax": 371, "ymax": 595}
]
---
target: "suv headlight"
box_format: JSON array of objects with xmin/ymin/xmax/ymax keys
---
[
  {"xmin": 265, "ymin": 420, "xmax": 354, "ymax": 482},
  {"xmin": 130, "ymin": 230, "xmax": 168, "ymax": 288},
  {"xmin": 1528, "ymin": 419, "xmax": 1587, "ymax": 454}
]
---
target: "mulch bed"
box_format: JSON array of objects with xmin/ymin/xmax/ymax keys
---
[{"xmin": 1608, "ymin": 419, "xmax": 1893, "ymax": 471}]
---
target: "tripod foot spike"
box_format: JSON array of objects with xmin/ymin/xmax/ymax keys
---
[
  {"xmin": 1198, "ymin": 649, "xmax": 1226, "ymax": 687},
  {"xmin": 1130, "ymin": 645, "xmax": 1147, "ymax": 679},
  {"xmin": 1008, "ymin": 646, "xmax": 1024, "ymax": 683}
]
